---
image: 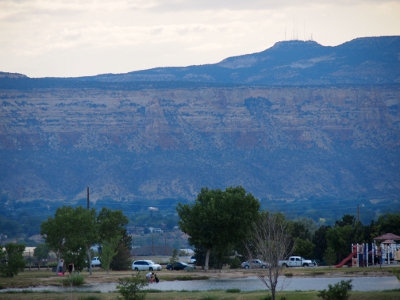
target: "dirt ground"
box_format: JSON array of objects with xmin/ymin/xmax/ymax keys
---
[{"xmin": 78, "ymin": 264, "xmax": 398, "ymax": 285}]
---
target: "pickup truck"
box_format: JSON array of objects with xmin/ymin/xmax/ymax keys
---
[{"xmin": 279, "ymin": 256, "xmax": 316, "ymax": 267}]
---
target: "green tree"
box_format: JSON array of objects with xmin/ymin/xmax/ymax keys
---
[
  {"xmin": 41, "ymin": 206, "xmax": 99, "ymax": 275},
  {"xmin": 375, "ymin": 213, "xmax": 400, "ymax": 235},
  {"xmin": 169, "ymin": 249, "xmax": 179, "ymax": 264},
  {"xmin": 33, "ymin": 243, "xmax": 50, "ymax": 269},
  {"xmin": 324, "ymin": 247, "xmax": 337, "ymax": 267},
  {"xmin": 312, "ymin": 225, "xmax": 331, "ymax": 261},
  {"xmin": 97, "ymin": 207, "xmax": 132, "ymax": 272},
  {"xmin": 293, "ymin": 238, "xmax": 315, "ymax": 259},
  {"xmin": 177, "ymin": 186, "xmax": 260, "ymax": 271},
  {"xmin": 100, "ymin": 234, "xmax": 122, "ymax": 274},
  {"xmin": 0, "ymin": 243, "xmax": 26, "ymax": 277},
  {"xmin": 110, "ymin": 231, "xmax": 132, "ymax": 271},
  {"xmin": 326, "ymin": 226, "xmax": 353, "ymax": 262},
  {"xmin": 97, "ymin": 208, "xmax": 128, "ymax": 242}
]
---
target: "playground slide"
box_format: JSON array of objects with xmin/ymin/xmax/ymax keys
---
[{"xmin": 334, "ymin": 252, "xmax": 355, "ymax": 268}]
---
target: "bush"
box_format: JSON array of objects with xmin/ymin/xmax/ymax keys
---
[
  {"xmin": 392, "ymin": 268, "xmax": 400, "ymax": 282},
  {"xmin": 61, "ymin": 273, "xmax": 85, "ymax": 286},
  {"xmin": 78, "ymin": 297, "xmax": 102, "ymax": 300},
  {"xmin": 117, "ymin": 272, "xmax": 148, "ymax": 300},
  {"xmin": 226, "ymin": 288, "xmax": 241, "ymax": 293},
  {"xmin": 0, "ymin": 243, "xmax": 26, "ymax": 278},
  {"xmin": 229, "ymin": 257, "xmax": 241, "ymax": 269},
  {"xmin": 317, "ymin": 279, "xmax": 353, "ymax": 300}
]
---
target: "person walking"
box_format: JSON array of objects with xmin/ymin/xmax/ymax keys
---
[{"xmin": 58, "ymin": 259, "xmax": 64, "ymax": 274}]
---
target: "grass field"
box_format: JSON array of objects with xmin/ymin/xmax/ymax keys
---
[
  {"xmin": 1, "ymin": 289, "xmax": 400, "ymax": 300},
  {"xmin": 0, "ymin": 265, "xmax": 399, "ymax": 300}
]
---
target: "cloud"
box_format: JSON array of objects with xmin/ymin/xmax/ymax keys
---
[{"xmin": 0, "ymin": 0, "xmax": 399, "ymax": 77}]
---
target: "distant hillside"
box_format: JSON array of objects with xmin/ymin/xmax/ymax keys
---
[
  {"xmin": 0, "ymin": 36, "xmax": 399, "ymax": 214},
  {"xmin": 76, "ymin": 36, "xmax": 400, "ymax": 86}
]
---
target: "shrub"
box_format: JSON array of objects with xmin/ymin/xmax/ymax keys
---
[
  {"xmin": 0, "ymin": 243, "xmax": 26, "ymax": 278},
  {"xmin": 78, "ymin": 297, "xmax": 102, "ymax": 300},
  {"xmin": 229, "ymin": 257, "xmax": 242, "ymax": 269},
  {"xmin": 284, "ymin": 273, "xmax": 293, "ymax": 277},
  {"xmin": 226, "ymin": 288, "xmax": 241, "ymax": 293},
  {"xmin": 117, "ymin": 272, "xmax": 148, "ymax": 300},
  {"xmin": 317, "ymin": 279, "xmax": 353, "ymax": 300},
  {"xmin": 61, "ymin": 273, "xmax": 85, "ymax": 286},
  {"xmin": 392, "ymin": 268, "xmax": 400, "ymax": 282}
]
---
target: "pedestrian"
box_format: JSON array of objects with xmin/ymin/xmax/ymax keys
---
[
  {"xmin": 150, "ymin": 272, "xmax": 155, "ymax": 283},
  {"xmin": 154, "ymin": 273, "xmax": 159, "ymax": 283},
  {"xmin": 146, "ymin": 272, "xmax": 152, "ymax": 282},
  {"xmin": 58, "ymin": 259, "xmax": 64, "ymax": 275}
]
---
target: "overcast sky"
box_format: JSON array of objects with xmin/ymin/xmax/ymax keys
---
[{"xmin": 1, "ymin": 0, "xmax": 399, "ymax": 78}]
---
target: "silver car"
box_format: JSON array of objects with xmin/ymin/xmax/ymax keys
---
[
  {"xmin": 132, "ymin": 260, "xmax": 162, "ymax": 271},
  {"xmin": 241, "ymin": 259, "xmax": 267, "ymax": 269}
]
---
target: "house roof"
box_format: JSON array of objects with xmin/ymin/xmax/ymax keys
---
[{"xmin": 374, "ymin": 233, "xmax": 400, "ymax": 241}]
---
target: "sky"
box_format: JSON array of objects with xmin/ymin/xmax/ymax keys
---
[{"xmin": 1, "ymin": 0, "xmax": 399, "ymax": 78}]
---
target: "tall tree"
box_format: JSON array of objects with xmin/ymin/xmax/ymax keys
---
[
  {"xmin": 293, "ymin": 238, "xmax": 315, "ymax": 258},
  {"xmin": 41, "ymin": 206, "xmax": 98, "ymax": 275},
  {"xmin": 100, "ymin": 234, "xmax": 122, "ymax": 274},
  {"xmin": 312, "ymin": 225, "xmax": 331, "ymax": 261},
  {"xmin": 326, "ymin": 225, "xmax": 353, "ymax": 261},
  {"xmin": 375, "ymin": 213, "xmax": 400, "ymax": 235},
  {"xmin": 33, "ymin": 243, "xmax": 50, "ymax": 269},
  {"xmin": 177, "ymin": 186, "xmax": 260, "ymax": 271},
  {"xmin": 97, "ymin": 208, "xmax": 128, "ymax": 241},
  {"xmin": 244, "ymin": 211, "xmax": 293, "ymax": 300},
  {"xmin": 0, "ymin": 243, "xmax": 26, "ymax": 278}
]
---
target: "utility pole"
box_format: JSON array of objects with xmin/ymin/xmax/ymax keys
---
[
  {"xmin": 152, "ymin": 233, "xmax": 154, "ymax": 256},
  {"xmin": 87, "ymin": 187, "xmax": 90, "ymax": 209}
]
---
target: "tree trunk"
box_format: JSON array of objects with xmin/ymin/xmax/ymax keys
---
[
  {"xmin": 204, "ymin": 249, "xmax": 211, "ymax": 271},
  {"xmin": 87, "ymin": 246, "xmax": 92, "ymax": 275}
]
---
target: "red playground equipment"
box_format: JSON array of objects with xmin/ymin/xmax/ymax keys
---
[{"xmin": 334, "ymin": 245, "xmax": 357, "ymax": 268}]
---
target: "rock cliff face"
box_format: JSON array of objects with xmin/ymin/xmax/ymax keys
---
[
  {"xmin": 1, "ymin": 85, "xmax": 399, "ymax": 202},
  {"xmin": 1, "ymin": 36, "xmax": 400, "ymax": 204}
]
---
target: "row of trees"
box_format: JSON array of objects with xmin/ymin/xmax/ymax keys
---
[
  {"xmin": 177, "ymin": 186, "xmax": 400, "ymax": 300},
  {"xmin": 40, "ymin": 206, "xmax": 132, "ymax": 275}
]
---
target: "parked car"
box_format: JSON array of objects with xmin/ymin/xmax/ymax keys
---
[
  {"xmin": 188, "ymin": 256, "xmax": 196, "ymax": 264},
  {"xmin": 279, "ymin": 256, "xmax": 316, "ymax": 267},
  {"xmin": 166, "ymin": 262, "xmax": 195, "ymax": 271},
  {"xmin": 132, "ymin": 260, "xmax": 162, "ymax": 271},
  {"xmin": 91, "ymin": 257, "xmax": 101, "ymax": 267},
  {"xmin": 241, "ymin": 259, "xmax": 267, "ymax": 269}
]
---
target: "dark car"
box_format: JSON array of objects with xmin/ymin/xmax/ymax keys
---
[{"xmin": 166, "ymin": 262, "xmax": 195, "ymax": 271}]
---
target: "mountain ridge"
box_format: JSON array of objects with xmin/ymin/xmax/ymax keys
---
[{"xmin": 0, "ymin": 36, "xmax": 399, "ymax": 206}]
